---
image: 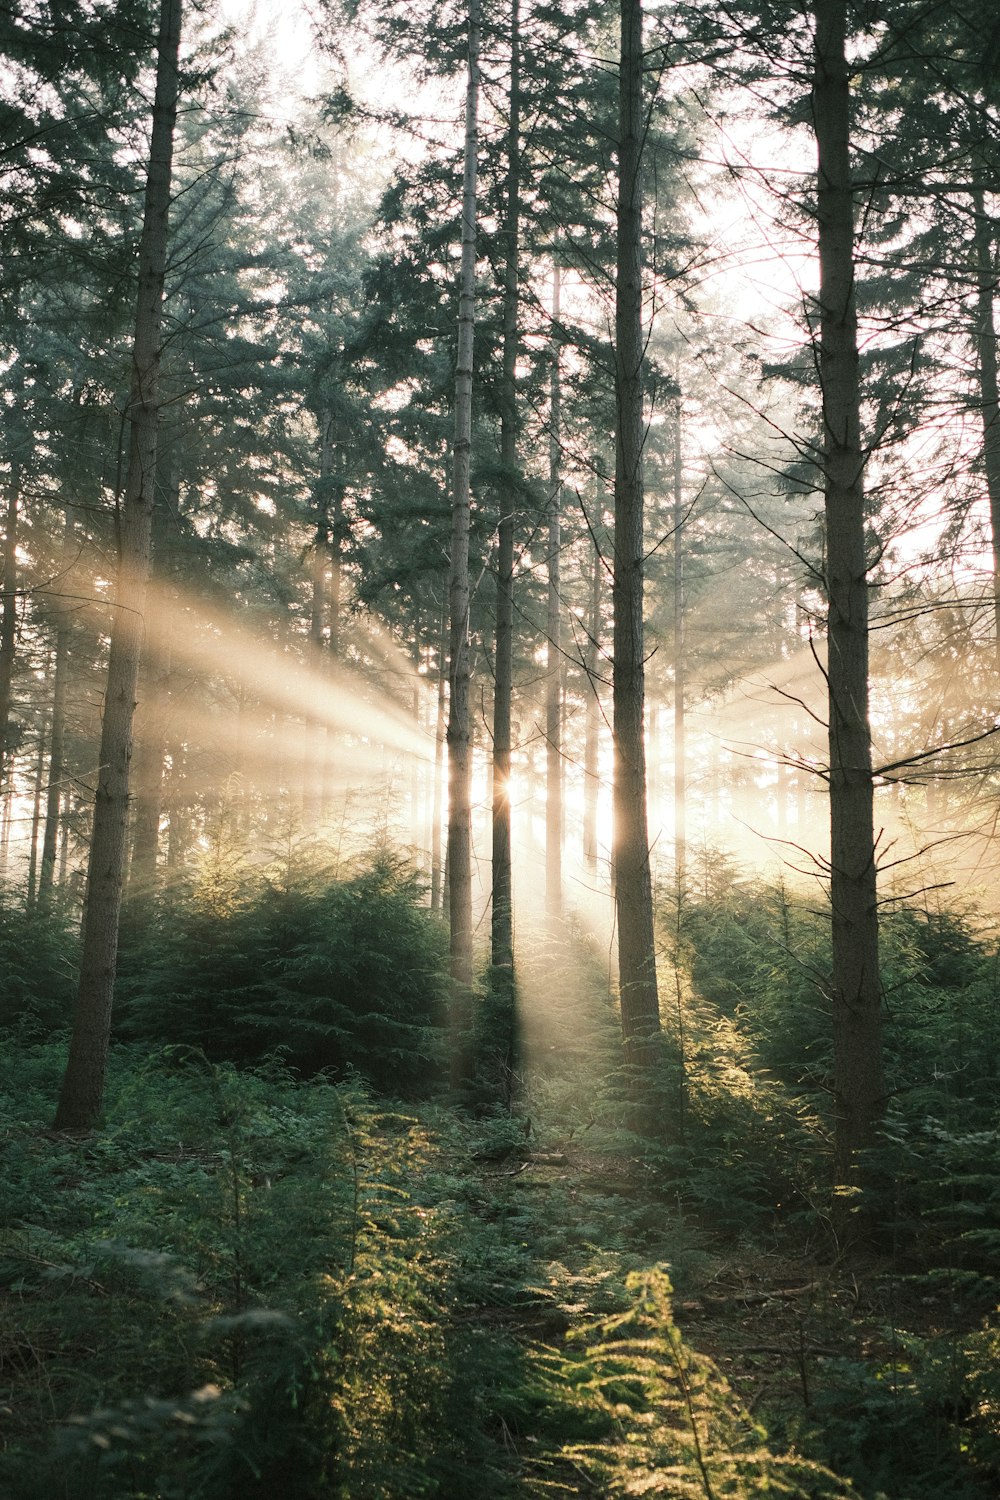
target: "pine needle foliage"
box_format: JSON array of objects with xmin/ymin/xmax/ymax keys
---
[{"xmin": 115, "ymin": 851, "xmax": 448, "ymax": 1094}]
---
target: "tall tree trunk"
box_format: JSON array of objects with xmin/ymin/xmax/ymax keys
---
[
  {"xmin": 446, "ymin": 0, "xmax": 481, "ymax": 1080},
  {"xmin": 308, "ymin": 411, "xmax": 332, "ymax": 824},
  {"xmin": 812, "ymin": 0, "xmax": 884, "ymax": 1187},
  {"xmin": 492, "ymin": 0, "xmax": 520, "ymax": 990},
  {"xmin": 54, "ymin": 0, "xmax": 182, "ymax": 1131},
  {"xmin": 39, "ymin": 513, "xmax": 72, "ymax": 907},
  {"xmin": 0, "ymin": 456, "xmax": 20, "ymax": 785},
  {"xmin": 583, "ymin": 539, "xmax": 602, "ymax": 873},
  {"xmin": 972, "ymin": 186, "xmax": 1000, "ymax": 668},
  {"xmin": 672, "ymin": 398, "xmax": 686, "ymax": 887},
  {"xmin": 431, "ymin": 598, "xmax": 447, "ymax": 911},
  {"xmin": 613, "ymin": 0, "xmax": 660, "ymax": 1065},
  {"xmin": 27, "ymin": 697, "xmax": 49, "ymax": 905},
  {"xmin": 546, "ymin": 263, "xmax": 563, "ymax": 922}
]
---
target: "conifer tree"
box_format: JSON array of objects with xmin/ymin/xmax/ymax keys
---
[{"xmin": 55, "ymin": 0, "xmax": 183, "ymax": 1130}]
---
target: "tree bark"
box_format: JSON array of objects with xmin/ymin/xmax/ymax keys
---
[
  {"xmin": 54, "ymin": 0, "xmax": 182, "ymax": 1131},
  {"xmin": 26, "ymin": 696, "xmax": 49, "ymax": 905},
  {"xmin": 491, "ymin": 0, "xmax": 520, "ymax": 984},
  {"xmin": 972, "ymin": 186, "xmax": 1000, "ymax": 668},
  {"xmin": 546, "ymin": 263, "xmax": 563, "ymax": 922},
  {"xmin": 672, "ymin": 399, "xmax": 686, "ymax": 887},
  {"xmin": 613, "ymin": 0, "xmax": 660, "ymax": 1065},
  {"xmin": 583, "ymin": 539, "xmax": 602, "ymax": 873},
  {"xmin": 812, "ymin": 0, "xmax": 884, "ymax": 1186},
  {"xmin": 39, "ymin": 512, "xmax": 72, "ymax": 908},
  {"xmin": 447, "ymin": 0, "xmax": 481, "ymax": 1079},
  {"xmin": 0, "ymin": 456, "xmax": 20, "ymax": 786}
]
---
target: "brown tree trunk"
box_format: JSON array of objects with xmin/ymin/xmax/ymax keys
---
[
  {"xmin": 446, "ymin": 0, "xmax": 481, "ymax": 1081},
  {"xmin": 813, "ymin": 0, "xmax": 884, "ymax": 1187},
  {"xmin": 492, "ymin": 0, "xmax": 520, "ymax": 992},
  {"xmin": 546, "ymin": 263, "xmax": 563, "ymax": 922},
  {"xmin": 583, "ymin": 539, "xmax": 602, "ymax": 873},
  {"xmin": 39, "ymin": 528, "xmax": 71, "ymax": 908},
  {"xmin": 613, "ymin": 0, "xmax": 660, "ymax": 1066},
  {"xmin": 972, "ymin": 186, "xmax": 1000, "ymax": 668},
  {"xmin": 0, "ymin": 457, "xmax": 20, "ymax": 784},
  {"xmin": 27, "ymin": 696, "xmax": 49, "ymax": 905},
  {"xmin": 431, "ymin": 598, "xmax": 447, "ymax": 912},
  {"xmin": 54, "ymin": 0, "xmax": 183, "ymax": 1131},
  {"xmin": 308, "ymin": 411, "xmax": 332, "ymax": 824},
  {"xmin": 672, "ymin": 399, "xmax": 686, "ymax": 887}
]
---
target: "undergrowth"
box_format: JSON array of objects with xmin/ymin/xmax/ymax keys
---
[{"xmin": 2, "ymin": 861, "xmax": 1000, "ymax": 1498}]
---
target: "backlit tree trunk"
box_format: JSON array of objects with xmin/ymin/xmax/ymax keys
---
[
  {"xmin": 972, "ymin": 186, "xmax": 1000, "ymax": 668},
  {"xmin": 54, "ymin": 0, "xmax": 183, "ymax": 1131},
  {"xmin": 0, "ymin": 455, "xmax": 20, "ymax": 786},
  {"xmin": 613, "ymin": 0, "xmax": 660, "ymax": 1066},
  {"xmin": 583, "ymin": 540, "xmax": 602, "ymax": 873},
  {"xmin": 447, "ymin": 0, "xmax": 481, "ymax": 1078},
  {"xmin": 672, "ymin": 399, "xmax": 686, "ymax": 887},
  {"xmin": 491, "ymin": 0, "xmax": 520, "ymax": 985},
  {"xmin": 39, "ymin": 510, "xmax": 72, "ymax": 907},
  {"xmin": 546, "ymin": 263, "xmax": 563, "ymax": 922},
  {"xmin": 812, "ymin": 0, "xmax": 884, "ymax": 1186}
]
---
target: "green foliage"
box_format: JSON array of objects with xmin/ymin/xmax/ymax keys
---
[
  {"xmin": 786, "ymin": 1325, "xmax": 1000, "ymax": 1500},
  {"xmin": 0, "ymin": 890, "xmax": 78, "ymax": 1035},
  {"xmin": 0, "ymin": 1044, "xmax": 355, "ymax": 1499},
  {"xmin": 537, "ymin": 1265, "xmax": 857, "ymax": 1497},
  {"xmin": 116, "ymin": 852, "xmax": 447, "ymax": 1095}
]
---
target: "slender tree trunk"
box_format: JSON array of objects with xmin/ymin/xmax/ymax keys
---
[
  {"xmin": 431, "ymin": 599, "xmax": 447, "ymax": 911},
  {"xmin": 672, "ymin": 399, "xmax": 686, "ymax": 887},
  {"xmin": 546, "ymin": 263, "xmax": 563, "ymax": 922},
  {"xmin": 613, "ymin": 0, "xmax": 660, "ymax": 1065},
  {"xmin": 323, "ymin": 434, "xmax": 345, "ymax": 819},
  {"xmin": 54, "ymin": 0, "xmax": 182, "ymax": 1131},
  {"xmin": 39, "ymin": 516, "xmax": 71, "ymax": 907},
  {"xmin": 972, "ymin": 186, "xmax": 1000, "ymax": 668},
  {"xmin": 812, "ymin": 0, "xmax": 884, "ymax": 1187},
  {"xmin": 308, "ymin": 412, "xmax": 332, "ymax": 824},
  {"xmin": 447, "ymin": 0, "xmax": 481, "ymax": 1080},
  {"xmin": 0, "ymin": 457, "xmax": 20, "ymax": 784},
  {"xmin": 583, "ymin": 539, "xmax": 602, "ymax": 873},
  {"xmin": 27, "ymin": 698, "xmax": 49, "ymax": 905},
  {"xmin": 491, "ymin": 0, "xmax": 520, "ymax": 991}
]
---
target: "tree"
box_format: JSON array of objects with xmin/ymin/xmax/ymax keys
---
[
  {"xmin": 811, "ymin": 0, "xmax": 884, "ymax": 1187},
  {"xmin": 613, "ymin": 0, "xmax": 660, "ymax": 1069},
  {"xmin": 54, "ymin": 0, "xmax": 183, "ymax": 1131},
  {"xmin": 446, "ymin": 0, "xmax": 481, "ymax": 1077}
]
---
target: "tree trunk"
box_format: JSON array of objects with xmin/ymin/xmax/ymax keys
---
[
  {"xmin": 583, "ymin": 538, "xmax": 602, "ymax": 873},
  {"xmin": 613, "ymin": 0, "xmax": 660, "ymax": 1065},
  {"xmin": 546, "ymin": 263, "xmax": 563, "ymax": 922},
  {"xmin": 0, "ymin": 456, "xmax": 20, "ymax": 785},
  {"xmin": 27, "ymin": 697, "xmax": 49, "ymax": 905},
  {"xmin": 972, "ymin": 186, "xmax": 1000, "ymax": 668},
  {"xmin": 812, "ymin": 0, "xmax": 884, "ymax": 1187},
  {"xmin": 446, "ymin": 0, "xmax": 481, "ymax": 1081},
  {"xmin": 39, "ymin": 515, "xmax": 71, "ymax": 907},
  {"xmin": 491, "ymin": 0, "xmax": 520, "ymax": 988},
  {"xmin": 54, "ymin": 0, "xmax": 182, "ymax": 1131},
  {"xmin": 308, "ymin": 411, "xmax": 332, "ymax": 824},
  {"xmin": 431, "ymin": 598, "xmax": 447, "ymax": 911},
  {"xmin": 672, "ymin": 398, "xmax": 686, "ymax": 887}
]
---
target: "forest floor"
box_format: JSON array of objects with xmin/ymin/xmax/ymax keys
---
[{"xmin": 2, "ymin": 1041, "xmax": 997, "ymax": 1499}]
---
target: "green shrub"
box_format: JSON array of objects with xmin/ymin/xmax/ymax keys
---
[
  {"xmin": 0, "ymin": 891, "xmax": 78, "ymax": 1034},
  {"xmin": 116, "ymin": 853, "xmax": 447, "ymax": 1095}
]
